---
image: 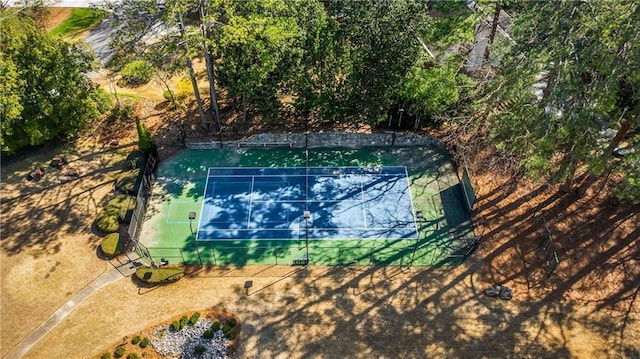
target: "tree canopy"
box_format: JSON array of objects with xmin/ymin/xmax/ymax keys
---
[
  {"xmin": 0, "ymin": 8, "xmax": 105, "ymax": 154},
  {"xmin": 484, "ymin": 1, "xmax": 640, "ymax": 195}
]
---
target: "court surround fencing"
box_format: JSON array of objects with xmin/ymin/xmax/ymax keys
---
[
  {"xmin": 128, "ymin": 148, "xmax": 159, "ymax": 263},
  {"xmin": 138, "ymin": 136, "xmax": 483, "ymax": 267}
]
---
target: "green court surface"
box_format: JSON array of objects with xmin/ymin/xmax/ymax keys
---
[{"xmin": 138, "ymin": 146, "xmax": 474, "ymax": 267}]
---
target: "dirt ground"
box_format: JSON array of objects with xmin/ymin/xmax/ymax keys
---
[
  {"xmin": 1, "ymin": 10, "xmax": 638, "ymax": 358},
  {"xmin": 2, "ymin": 91, "xmax": 638, "ymax": 358}
]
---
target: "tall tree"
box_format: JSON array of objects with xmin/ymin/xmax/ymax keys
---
[
  {"xmin": 216, "ymin": 0, "xmax": 299, "ymax": 124},
  {"xmin": 0, "ymin": 9, "xmax": 103, "ymax": 154},
  {"xmin": 485, "ymin": 1, "xmax": 640, "ymax": 194}
]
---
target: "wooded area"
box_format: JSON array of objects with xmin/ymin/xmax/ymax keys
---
[{"xmin": 1, "ymin": 0, "xmax": 638, "ymax": 201}]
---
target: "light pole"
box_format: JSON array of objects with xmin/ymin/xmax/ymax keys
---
[
  {"xmin": 409, "ymin": 210, "xmax": 424, "ymax": 269},
  {"xmin": 303, "ymin": 210, "xmax": 311, "ymax": 268},
  {"xmin": 188, "ymin": 211, "xmax": 203, "ymax": 267}
]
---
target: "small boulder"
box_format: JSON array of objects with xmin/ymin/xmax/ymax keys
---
[
  {"xmin": 27, "ymin": 167, "xmax": 44, "ymax": 181},
  {"xmin": 49, "ymin": 157, "xmax": 67, "ymax": 169}
]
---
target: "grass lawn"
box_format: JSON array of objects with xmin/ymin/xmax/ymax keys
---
[{"xmin": 50, "ymin": 8, "xmax": 108, "ymax": 38}]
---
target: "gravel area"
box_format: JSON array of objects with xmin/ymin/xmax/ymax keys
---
[{"xmin": 151, "ymin": 319, "xmax": 228, "ymax": 359}]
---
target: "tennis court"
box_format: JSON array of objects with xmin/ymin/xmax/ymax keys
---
[
  {"xmin": 198, "ymin": 166, "xmax": 417, "ymax": 241},
  {"xmin": 139, "ymin": 146, "xmax": 475, "ymax": 266}
]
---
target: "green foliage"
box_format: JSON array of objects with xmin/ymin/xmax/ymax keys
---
[
  {"xmin": 422, "ymin": 1, "xmax": 476, "ymax": 51},
  {"xmin": 121, "ymin": 60, "xmax": 154, "ymax": 86},
  {"xmin": 100, "ymin": 233, "xmax": 123, "ymax": 258},
  {"xmin": 115, "ymin": 169, "xmax": 141, "ymax": 195},
  {"xmin": 126, "ymin": 353, "xmax": 138, "ymax": 359},
  {"xmin": 180, "ymin": 315, "xmax": 189, "ymax": 329},
  {"xmin": 222, "ymin": 325, "xmax": 231, "ymax": 335},
  {"xmin": 227, "ymin": 317, "xmax": 237, "ymax": 328},
  {"xmin": 485, "ymin": 1, "xmax": 640, "ymax": 196},
  {"xmin": 400, "ymin": 63, "xmax": 470, "ymax": 122},
  {"xmin": 123, "ymin": 151, "xmax": 146, "ymax": 171},
  {"xmin": 189, "ymin": 312, "xmax": 201, "ymax": 326},
  {"xmin": 108, "ymin": 105, "xmax": 135, "ymax": 124},
  {"xmin": 107, "ymin": 194, "xmax": 137, "ymax": 223},
  {"xmin": 135, "ymin": 117, "xmax": 154, "ymax": 152},
  {"xmin": 96, "ymin": 209, "xmax": 120, "ymax": 234},
  {"xmin": 226, "ymin": 331, "xmax": 236, "ymax": 340},
  {"xmin": 212, "ymin": 321, "xmax": 221, "ymax": 332},
  {"xmin": 50, "ymin": 8, "xmax": 108, "ymax": 37},
  {"xmin": 135, "ymin": 267, "xmax": 185, "ymax": 284},
  {"xmin": 139, "ymin": 337, "xmax": 149, "ymax": 348},
  {"xmin": 171, "ymin": 320, "xmax": 181, "ymax": 332},
  {"xmin": 203, "ymin": 328, "xmax": 215, "ymax": 339},
  {"xmin": 195, "ymin": 344, "xmax": 206, "ymax": 355},
  {"xmin": 101, "ymin": 353, "xmax": 112, "ymax": 359},
  {"xmin": 131, "ymin": 335, "xmax": 141, "ymax": 345},
  {"xmin": 114, "ymin": 346, "xmax": 126, "ymax": 358},
  {"xmin": 0, "ymin": 11, "xmax": 103, "ymax": 154}
]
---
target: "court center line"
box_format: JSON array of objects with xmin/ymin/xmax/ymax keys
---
[
  {"xmin": 247, "ymin": 176, "xmax": 255, "ymax": 230},
  {"xmin": 360, "ymin": 174, "xmax": 368, "ymax": 229}
]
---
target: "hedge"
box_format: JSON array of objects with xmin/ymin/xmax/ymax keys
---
[
  {"xmin": 96, "ymin": 208, "xmax": 120, "ymax": 234},
  {"xmin": 123, "ymin": 151, "xmax": 146, "ymax": 171},
  {"xmin": 115, "ymin": 169, "xmax": 141, "ymax": 195},
  {"xmin": 107, "ymin": 194, "xmax": 137, "ymax": 223},
  {"xmin": 100, "ymin": 233, "xmax": 123, "ymax": 258},
  {"xmin": 135, "ymin": 267, "xmax": 184, "ymax": 284}
]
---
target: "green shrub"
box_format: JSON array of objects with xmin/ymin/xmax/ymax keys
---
[
  {"xmin": 227, "ymin": 317, "xmax": 237, "ymax": 328},
  {"xmin": 96, "ymin": 208, "xmax": 120, "ymax": 234},
  {"xmin": 107, "ymin": 194, "xmax": 137, "ymax": 223},
  {"xmin": 135, "ymin": 117, "xmax": 154, "ymax": 152},
  {"xmin": 226, "ymin": 331, "xmax": 236, "ymax": 340},
  {"xmin": 115, "ymin": 169, "xmax": 141, "ymax": 195},
  {"xmin": 100, "ymin": 233, "xmax": 123, "ymax": 258},
  {"xmin": 180, "ymin": 315, "xmax": 189, "ymax": 329},
  {"xmin": 139, "ymin": 337, "xmax": 149, "ymax": 348},
  {"xmin": 222, "ymin": 325, "xmax": 231, "ymax": 335},
  {"xmin": 131, "ymin": 335, "xmax": 141, "ymax": 345},
  {"xmin": 123, "ymin": 151, "xmax": 146, "ymax": 171},
  {"xmin": 203, "ymin": 328, "xmax": 214, "ymax": 339},
  {"xmin": 101, "ymin": 353, "xmax": 112, "ymax": 359},
  {"xmin": 114, "ymin": 346, "xmax": 126, "ymax": 358},
  {"xmin": 171, "ymin": 320, "xmax": 181, "ymax": 332},
  {"xmin": 126, "ymin": 353, "xmax": 139, "ymax": 359},
  {"xmin": 195, "ymin": 344, "xmax": 206, "ymax": 355},
  {"xmin": 189, "ymin": 312, "xmax": 201, "ymax": 326},
  {"xmin": 135, "ymin": 267, "xmax": 185, "ymax": 284},
  {"xmin": 121, "ymin": 60, "xmax": 153, "ymax": 86},
  {"xmin": 212, "ymin": 321, "xmax": 221, "ymax": 331}
]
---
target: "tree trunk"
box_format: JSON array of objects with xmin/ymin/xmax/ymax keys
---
[
  {"xmin": 606, "ymin": 106, "xmax": 637, "ymax": 154},
  {"xmin": 484, "ymin": 1, "xmax": 501, "ymax": 61},
  {"xmin": 242, "ymin": 91, "xmax": 248, "ymax": 124},
  {"xmin": 186, "ymin": 57, "xmax": 208, "ymax": 130},
  {"xmin": 200, "ymin": 1, "xmax": 221, "ymax": 131},
  {"xmin": 155, "ymin": 70, "xmax": 176, "ymax": 108}
]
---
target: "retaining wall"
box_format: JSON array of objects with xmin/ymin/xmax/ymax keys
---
[{"xmin": 186, "ymin": 131, "xmax": 449, "ymax": 153}]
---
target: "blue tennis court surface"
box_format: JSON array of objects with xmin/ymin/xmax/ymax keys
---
[{"xmin": 197, "ymin": 166, "xmax": 418, "ymax": 241}]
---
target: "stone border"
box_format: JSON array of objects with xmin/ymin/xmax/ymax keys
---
[{"xmin": 186, "ymin": 131, "xmax": 450, "ymax": 154}]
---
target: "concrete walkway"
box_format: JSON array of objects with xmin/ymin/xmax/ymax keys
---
[{"xmin": 3, "ymin": 260, "xmax": 137, "ymax": 359}]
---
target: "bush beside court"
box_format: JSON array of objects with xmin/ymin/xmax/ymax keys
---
[
  {"xmin": 106, "ymin": 194, "xmax": 136, "ymax": 223},
  {"xmin": 100, "ymin": 233, "xmax": 124, "ymax": 258},
  {"xmin": 134, "ymin": 267, "xmax": 185, "ymax": 284},
  {"xmin": 95, "ymin": 208, "xmax": 120, "ymax": 234}
]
